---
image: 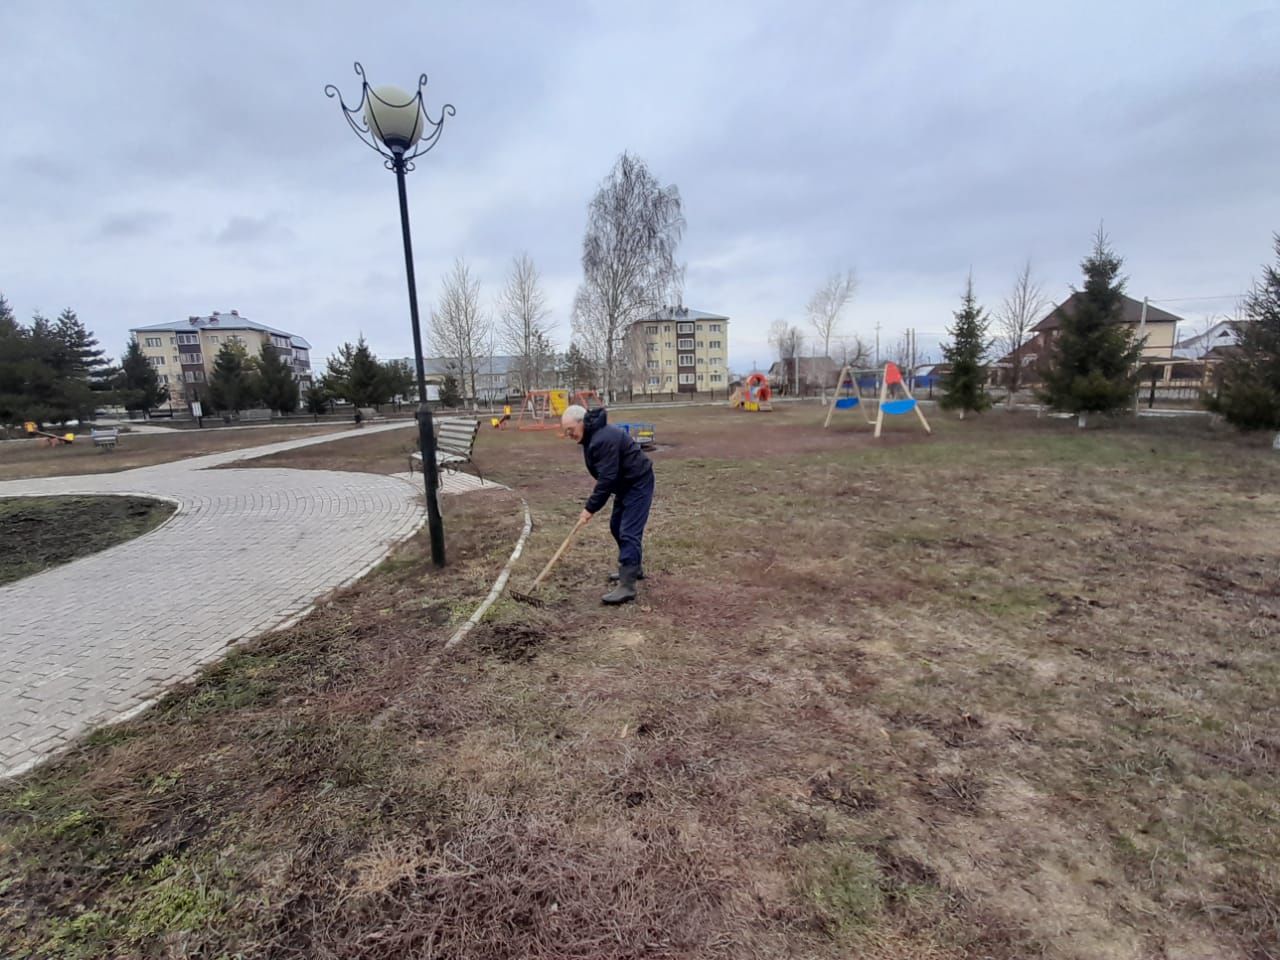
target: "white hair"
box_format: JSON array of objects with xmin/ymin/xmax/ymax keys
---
[{"xmin": 561, "ymin": 404, "xmax": 587, "ymax": 423}]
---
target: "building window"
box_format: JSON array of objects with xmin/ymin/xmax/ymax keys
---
[
  {"xmin": 711, "ymin": 356, "xmax": 722, "ymax": 366},
  {"xmin": 709, "ymin": 340, "xmax": 722, "ymax": 349},
  {"xmin": 663, "ymin": 325, "xmax": 671, "ymax": 333},
  {"xmin": 697, "ymin": 373, "xmax": 704, "ymax": 381},
  {"xmin": 678, "ymin": 354, "xmax": 694, "ymax": 366},
  {"xmin": 158, "ymin": 374, "xmax": 169, "ymax": 384},
  {"xmin": 144, "ymin": 336, "xmax": 162, "ymax": 347},
  {"xmin": 645, "ymin": 325, "xmax": 659, "ymax": 335},
  {"xmin": 664, "ymin": 341, "xmax": 673, "ymax": 349},
  {"xmin": 711, "ymin": 374, "xmax": 723, "ymax": 383},
  {"xmin": 677, "ymin": 338, "xmax": 694, "ymax": 350},
  {"xmin": 185, "ymin": 370, "xmax": 205, "ymax": 383},
  {"xmin": 647, "ymin": 360, "xmax": 659, "ymax": 370},
  {"xmin": 647, "ymin": 343, "xmax": 658, "ymax": 353},
  {"xmin": 149, "ymin": 356, "xmax": 165, "ymax": 367},
  {"xmin": 696, "ymin": 357, "xmax": 705, "ymax": 365},
  {"xmin": 182, "ymin": 353, "xmax": 204, "ymax": 366},
  {"xmin": 648, "ymin": 377, "xmax": 660, "ymax": 386},
  {"xmin": 665, "ymin": 375, "xmax": 673, "ymax": 383},
  {"xmin": 677, "ymin": 322, "xmax": 694, "ymax": 334},
  {"xmin": 710, "ymin": 324, "xmax": 721, "ymax": 332},
  {"xmin": 209, "ymin": 335, "xmax": 219, "ymax": 343},
  {"xmin": 697, "ymin": 341, "xmax": 704, "ymax": 348},
  {"xmin": 665, "ymin": 359, "xmax": 672, "ymax": 367},
  {"xmin": 177, "ymin": 333, "xmax": 200, "ymax": 345},
  {"xmin": 678, "ymin": 373, "xmax": 695, "ymax": 385}
]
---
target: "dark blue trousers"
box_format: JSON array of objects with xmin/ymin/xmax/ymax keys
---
[{"xmin": 609, "ymin": 470, "xmax": 654, "ymax": 569}]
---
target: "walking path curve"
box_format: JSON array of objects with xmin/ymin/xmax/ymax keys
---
[{"xmin": 0, "ymin": 420, "xmax": 494, "ymax": 779}]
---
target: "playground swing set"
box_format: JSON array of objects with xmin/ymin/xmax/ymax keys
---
[
  {"xmin": 512, "ymin": 389, "xmax": 602, "ymax": 431},
  {"xmin": 823, "ymin": 361, "xmax": 931, "ymax": 437}
]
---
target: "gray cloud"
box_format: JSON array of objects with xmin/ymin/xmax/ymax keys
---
[
  {"xmin": 97, "ymin": 211, "xmax": 170, "ymax": 239},
  {"xmin": 0, "ymin": 0, "xmax": 1277, "ymax": 373},
  {"xmin": 215, "ymin": 215, "xmax": 294, "ymax": 245}
]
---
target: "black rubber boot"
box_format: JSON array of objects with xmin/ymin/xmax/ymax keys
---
[
  {"xmin": 602, "ymin": 565, "xmax": 640, "ymax": 605},
  {"xmin": 608, "ymin": 568, "xmax": 645, "ymax": 582}
]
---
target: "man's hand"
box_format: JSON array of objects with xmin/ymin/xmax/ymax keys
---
[{"xmin": 578, "ymin": 509, "xmax": 594, "ymax": 526}]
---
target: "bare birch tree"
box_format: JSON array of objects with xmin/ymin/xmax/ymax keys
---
[
  {"xmin": 995, "ymin": 260, "xmax": 1049, "ymax": 405},
  {"xmin": 429, "ymin": 258, "xmax": 489, "ymax": 407},
  {"xmin": 769, "ymin": 319, "xmax": 804, "ymax": 395},
  {"xmin": 832, "ymin": 334, "xmax": 870, "ymax": 369},
  {"xmin": 572, "ymin": 152, "xmax": 684, "ymax": 400},
  {"xmin": 498, "ymin": 253, "xmax": 553, "ymax": 394},
  {"xmin": 806, "ymin": 269, "xmax": 856, "ymax": 400}
]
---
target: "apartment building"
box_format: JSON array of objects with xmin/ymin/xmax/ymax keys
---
[
  {"xmin": 628, "ymin": 305, "xmax": 730, "ymax": 393},
  {"xmin": 131, "ymin": 310, "xmax": 312, "ymax": 404}
]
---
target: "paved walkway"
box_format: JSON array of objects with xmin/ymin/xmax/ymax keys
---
[{"xmin": 0, "ymin": 420, "xmax": 488, "ymax": 778}]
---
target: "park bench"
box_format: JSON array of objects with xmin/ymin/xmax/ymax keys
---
[
  {"xmin": 408, "ymin": 417, "xmax": 482, "ymax": 481},
  {"xmin": 91, "ymin": 427, "xmax": 119, "ymax": 451}
]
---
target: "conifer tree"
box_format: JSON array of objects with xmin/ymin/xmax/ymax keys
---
[
  {"xmin": 1207, "ymin": 233, "xmax": 1280, "ymax": 441},
  {"xmin": 116, "ymin": 340, "xmax": 170, "ymax": 414},
  {"xmin": 939, "ymin": 274, "xmax": 992, "ymax": 419},
  {"xmin": 254, "ymin": 343, "xmax": 299, "ymax": 414},
  {"xmin": 208, "ymin": 340, "xmax": 254, "ymax": 413},
  {"xmin": 1040, "ymin": 228, "xmax": 1145, "ymax": 426}
]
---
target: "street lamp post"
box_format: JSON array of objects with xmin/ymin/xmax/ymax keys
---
[{"xmin": 326, "ymin": 63, "xmax": 454, "ymax": 567}]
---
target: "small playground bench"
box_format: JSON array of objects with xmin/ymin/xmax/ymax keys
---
[
  {"xmin": 91, "ymin": 428, "xmax": 119, "ymax": 451},
  {"xmin": 408, "ymin": 417, "xmax": 482, "ymax": 480}
]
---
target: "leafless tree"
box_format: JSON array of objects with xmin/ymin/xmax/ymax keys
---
[
  {"xmin": 995, "ymin": 260, "xmax": 1050, "ymax": 405},
  {"xmin": 429, "ymin": 258, "xmax": 489, "ymax": 408},
  {"xmin": 806, "ymin": 269, "xmax": 856, "ymax": 399},
  {"xmin": 832, "ymin": 334, "xmax": 870, "ymax": 369},
  {"xmin": 572, "ymin": 152, "xmax": 684, "ymax": 400},
  {"xmin": 769, "ymin": 319, "xmax": 804, "ymax": 394},
  {"xmin": 498, "ymin": 253, "xmax": 553, "ymax": 394}
]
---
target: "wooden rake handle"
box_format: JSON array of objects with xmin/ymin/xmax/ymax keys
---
[{"xmin": 529, "ymin": 516, "xmax": 589, "ymax": 590}]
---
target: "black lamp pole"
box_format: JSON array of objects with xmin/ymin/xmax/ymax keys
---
[
  {"xmin": 326, "ymin": 63, "xmax": 454, "ymax": 567},
  {"xmin": 393, "ymin": 151, "xmax": 446, "ymax": 566}
]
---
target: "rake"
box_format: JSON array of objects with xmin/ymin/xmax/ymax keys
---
[{"xmin": 510, "ymin": 516, "xmax": 588, "ymax": 608}]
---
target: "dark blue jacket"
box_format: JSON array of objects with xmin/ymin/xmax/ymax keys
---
[{"xmin": 581, "ymin": 407, "xmax": 653, "ymax": 514}]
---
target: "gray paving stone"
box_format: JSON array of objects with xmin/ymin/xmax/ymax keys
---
[{"xmin": 0, "ymin": 419, "xmax": 492, "ymax": 779}]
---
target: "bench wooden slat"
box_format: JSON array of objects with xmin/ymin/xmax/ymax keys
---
[{"xmin": 408, "ymin": 418, "xmax": 482, "ymax": 480}]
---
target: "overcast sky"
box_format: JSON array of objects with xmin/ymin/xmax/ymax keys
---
[{"xmin": 3, "ymin": 0, "xmax": 1278, "ymax": 373}]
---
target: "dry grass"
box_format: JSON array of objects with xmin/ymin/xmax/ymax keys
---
[
  {"xmin": 0, "ymin": 423, "xmax": 349, "ymax": 481},
  {"xmin": 2, "ymin": 405, "xmax": 1277, "ymax": 959}
]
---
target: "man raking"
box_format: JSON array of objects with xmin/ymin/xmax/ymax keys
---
[{"xmin": 560, "ymin": 404, "xmax": 655, "ymax": 605}]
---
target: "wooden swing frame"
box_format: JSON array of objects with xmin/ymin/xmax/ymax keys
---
[{"xmin": 823, "ymin": 364, "xmax": 875, "ymax": 428}]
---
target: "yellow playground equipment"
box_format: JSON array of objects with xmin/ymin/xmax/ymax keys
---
[
  {"xmin": 729, "ymin": 372, "xmax": 773, "ymax": 412},
  {"xmin": 23, "ymin": 421, "xmax": 75, "ymax": 446},
  {"xmin": 516, "ymin": 390, "xmax": 601, "ymax": 431}
]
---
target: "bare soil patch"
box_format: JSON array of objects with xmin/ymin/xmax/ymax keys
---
[{"xmin": 0, "ymin": 495, "xmax": 174, "ymax": 585}]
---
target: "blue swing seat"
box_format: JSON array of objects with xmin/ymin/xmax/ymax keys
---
[
  {"xmin": 881, "ymin": 398, "xmax": 918, "ymax": 416},
  {"xmin": 834, "ymin": 397, "xmax": 860, "ymax": 409}
]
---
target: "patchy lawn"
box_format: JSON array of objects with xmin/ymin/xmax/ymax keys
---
[
  {"xmin": 2, "ymin": 407, "xmax": 1278, "ymax": 959},
  {"xmin": 0, "ymin": 423, "xmax": 350, "ymax": 481},
  {"xmin": 0, "ymin": 496, "xmax": 175, "ymax": 586}
]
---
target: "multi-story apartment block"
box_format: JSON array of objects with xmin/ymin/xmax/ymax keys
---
[
  {"xmin": 130, "ymin": 310, "xmax": 312, "ymax": 404},
  {"xmin": 628, "ymin": 305, "xmax": 730, "ymax": 394}
]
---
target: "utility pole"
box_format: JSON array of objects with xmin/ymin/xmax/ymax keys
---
[{"xmin": 874, "ymin": 321, "xmax": 881, "ymax": 367}]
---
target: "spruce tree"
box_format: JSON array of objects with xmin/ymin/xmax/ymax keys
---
[
  {"xmin": 304, "ymin": 380, "xmax": 331, "ymax": 416},
  {"xmin": 1207, "ymin": 234, "xmax": 1280, "ymax": 439},
  {"xmin": 116, "ymin": 340, "xmax": 170, "ymax": 414},
  {"xmin": 208, "ymin": 340, "xmax": 253, "ymax": 413},
  {"xmin": 254, "ymin": 343, "xmax": 299, "ymax": 414},
  {"xmin": 346, "ymin": 337, "xmax": 385, "ymax": 407},
  {"xmin": 939, "ymin": 274, "xmax": 992, "ymax": 419},
  {"xmin": 439, "ymin": 374, "xmax": 461, "ymax": 407},
  {"xmin": 1040, "ymin": 228, "xmax": 1145, "ymax": 425}
]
